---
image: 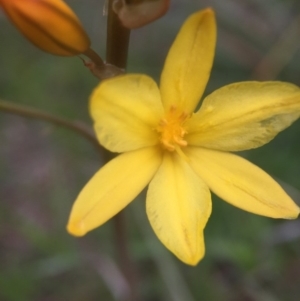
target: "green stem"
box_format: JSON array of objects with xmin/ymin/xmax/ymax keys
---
[{"xmin": 0, "ymin": 99, "xmax": 104, "ymax": 154}]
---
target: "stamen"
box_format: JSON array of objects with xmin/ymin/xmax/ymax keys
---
[
  {"xmin": 156, "ymin": 105, "xmax": 189, "ymax": 152},
  {"xmin": 174, "ymin": 136, "xmax": 187, "ymax": 146},
  {"xmin": 161, "ymin": 138, "xmax": 176, "ymax": 151}
]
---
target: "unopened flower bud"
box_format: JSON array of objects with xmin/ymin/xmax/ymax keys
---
[
  {"xmin": 113, "ymin": 0, "xmax": 170, "ymax": 29},
  {"xmin": 0, "ymin": 0, "xmax": 90, "ymax": 56}
]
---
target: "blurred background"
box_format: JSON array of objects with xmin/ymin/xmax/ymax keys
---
[{"xmin": 0, "ymin": 0, "xmax": 300, "ymax": 300}]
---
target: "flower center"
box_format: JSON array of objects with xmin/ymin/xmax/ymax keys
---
[{"xmin": 156, "ymin": 106, "xmax": 189, "ymax": 152}]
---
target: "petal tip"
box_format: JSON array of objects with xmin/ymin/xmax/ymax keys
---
[
  {"xmin": 202, "ymin": 7, "xmax": 215, "ymax": 15},
  {"xmin": 183, "ymin": 254, "xmax": 203, "ymax": 266},
  {"xmin": 286, "ymin": 205, "xmax": 300, "ymax": 219},
  {"xmin": 278, "ymin": 197, "xmax": 300, "ymax": 219},
  {"xmin": 194, "ymin": 7, "xmax": 215, "ymax": 21},
  {"xmin": 177, "ymin": 238, "xmax": 206, "ymax": 266},
  {"xmin": 67, "ymin": 220, "xmax": 87, "ymax": 237}
]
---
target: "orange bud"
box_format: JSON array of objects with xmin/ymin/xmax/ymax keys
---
[
  {"xmin": 0, "ymin": 0, "xmax": 90, "ymax": 56},
  {"xmin": 113, "ymin": 0, "xmax": 170, "ymax": 29}
]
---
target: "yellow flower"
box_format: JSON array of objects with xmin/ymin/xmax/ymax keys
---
[
  {"xmin": 0, "ymin": 0, "xmax": 90, "ymax": 56},
  {"xmin": 67, "ymin": 9, "xmax": 300, "ymax": 265}
]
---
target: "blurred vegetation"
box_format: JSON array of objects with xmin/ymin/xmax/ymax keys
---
[{"xmin": 0, "ymin": 0, "xmax": 300, "ymax": 300}]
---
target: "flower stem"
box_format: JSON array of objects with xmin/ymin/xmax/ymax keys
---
[
  {"xmin": 0, "ymin": 99, "xmax": 104, "ymax": 154},
  {"xmin": 113, "ymin": 211, "xmax": 140, "ymax": 301},
  {"xmin": 84, "ymin": 47, "xmax": 105, "ymax": 67},
  {"xmin": 105, "ymin": 2, "xmax": 140, "ymax": 301},
  {"xmin": 106, "ymin": 0, "xmax": 131, "ymax": 69}
]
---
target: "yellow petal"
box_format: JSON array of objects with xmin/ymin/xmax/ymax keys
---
[
  {"xmin": 146, "ymin": 152, "xmax": 211, "ymax": 265},
  {"xmin": 67, "ymin": 147, "xmax": 162, "ymax": 236},
  {"xmin": 187, "ymin": 82, "xmax": 300, "ymax": 151},
  {"xmin": 90, "ymin": 74, "xmax": 164, "ymax": 153},
  {"xmin": 160, "ymin": 8, "xmax": 216, "ymax": 114},
  {"xmin": 1, "ymin": 0, "xmax": 90, "ymax": 56},
  {"xmin": 186, "ymin": 147, "xmax": 300, "ymax": 218}
]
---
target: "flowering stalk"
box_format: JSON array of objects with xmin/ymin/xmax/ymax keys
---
[
  {"xmin": 0, "ymin": 99, "xmax": 104, "ymax": 153},
  {"xmin": 105, "ymin": 2, "xmax": 140, "ymax": 301},
  {"xmin": 106, "ymin": 0, "xmax": 131, "ymax": 68}
]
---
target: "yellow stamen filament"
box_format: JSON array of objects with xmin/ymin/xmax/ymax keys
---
[{"xmin": 156, "ymin": 105, "xmax": 189, "ymax": 152}]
